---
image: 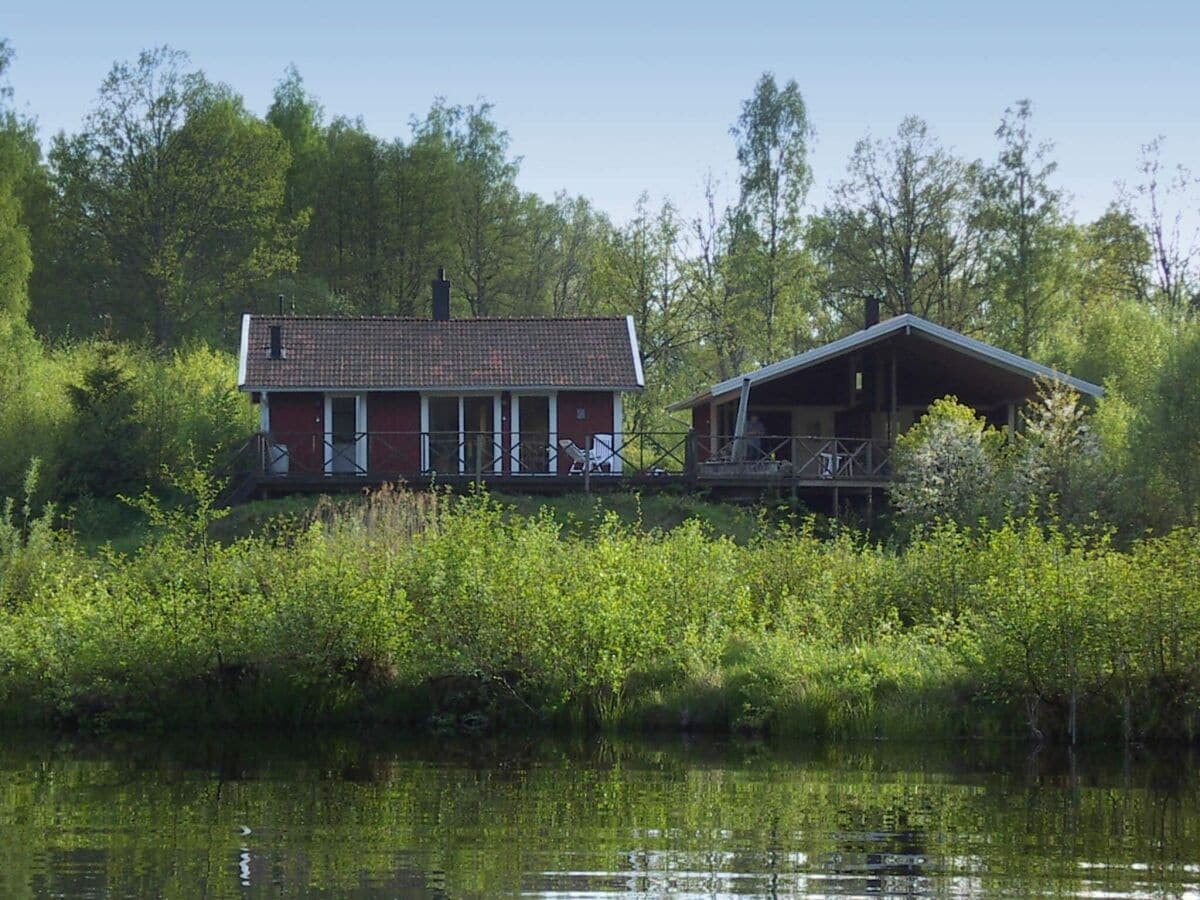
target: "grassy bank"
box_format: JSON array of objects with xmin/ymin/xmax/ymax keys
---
[
  {"xmin": 66, "ymin": 487, "xmax": 774, "ymax": 554},
  {"xmin": 2, "ymin": 481, "xmax": 1198, "ymax": 743}
]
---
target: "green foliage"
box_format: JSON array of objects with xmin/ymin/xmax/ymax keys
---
[
  {"xmin": 2, "ymin": 471, "xmax": 1199, "ymax": 744},
  {"xmin": 1008, "ymin": 378, "xmax": 1110, "ymax": 527},
  {"xmin": 888, "ymin": 397, "xmax": 1002, "ymax": 531},
  {"xmin": 977, "ymin": 100, "xmax": 1071, "ymax": 356},
  {"xmin": 60, "ymin": 342, "xmax": 143, "ymax": 499},
  {"xmin": 0, "ymin": 39, "xmax": 34, "ymax": 324},
  {"xmin": 0, "ymin": 335, "xmax": 254, "ymax": 504},
  {"xmin": 809, "ymin": 116, "xmax": 985, "ymax": 331},
  {"xmin": 731, "ymin": 72, "xmax": 816, "ymax": 360},
  {"xmin": 46, "ymin": 47, "xmax": 300, "ymax": 345},
  {"xmin": 1134, "ymin": 322, "xmax": 1200, "ymax": 521}
]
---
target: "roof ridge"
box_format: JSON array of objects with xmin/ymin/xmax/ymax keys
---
[
  {"xmin": 699, "ymin": 312, "xmax": 1102, "ymax": 402},
  {"xmin": 247, "ymin": 314, "xmax": 630, "ymax": 323}
]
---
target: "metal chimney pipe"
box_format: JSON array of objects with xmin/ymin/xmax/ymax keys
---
[
  {"xmin": 864, "ymin": 296, "xmax": 881, "ymax": 330},
  {"xmin": 432, "ymin": 268, "xmax": 451, "ymax": 321}
]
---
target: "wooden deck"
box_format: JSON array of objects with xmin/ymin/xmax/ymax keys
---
[{"xmin": 218, "ymin": 431, "xmax": 892, "ymax": 505}]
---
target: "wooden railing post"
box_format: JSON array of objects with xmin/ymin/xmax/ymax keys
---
[{"xmin": 584, "ymin": 434, "xmax": 592, "ymax": 494}]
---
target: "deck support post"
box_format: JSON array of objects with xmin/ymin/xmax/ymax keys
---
[
  {"xmin": 889, "ymin": 350, "xmax": 898, "ymax": 443},
  {"xmin": 685, "ymin": 428, "xmax": 698, "ymax": 485}
]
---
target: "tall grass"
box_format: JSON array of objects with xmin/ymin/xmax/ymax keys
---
[{"xmin": 0, "ymin": 477, "xmax": 1197, "ymax": 743}]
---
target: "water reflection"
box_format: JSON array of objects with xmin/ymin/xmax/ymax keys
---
[{"xmin": 0, "ymin": 731, "xmax": 1198, "ymax": 897}]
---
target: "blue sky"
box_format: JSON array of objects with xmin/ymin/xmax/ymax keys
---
[{"xmin": 5, "ymin": 0, "xmax": 1199, "ymax": 227}]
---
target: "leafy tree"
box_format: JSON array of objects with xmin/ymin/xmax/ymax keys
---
[
  {"xmin": 1136, "ymin": 325, "xmax": 1200, "ymax": 522},
  {"xmin": 1120, "ymin": 137, "xmax": 1199, "ymax": 312},
  {"xmin": 376, "ymin": 127, "xmax": 455, "ymax": 313},
  {"xmin": 683, "ymin": 177, "xmax": 753, "ymax": 380},
  {"xmin": 593, "ymin": 194, "xmax": 694, "ymax": 430},
  {"xmin": 0, "ymin": 160, "xmax": 29, "ymax": 324},
  {"xmin": 978, "ymin": 101, "xmax": 1070, "ymax": 356},
  {"xmin": 731, "ymin": 73, "xmax": 815, "ymax": 358},
  {"xmin": 1007, "ymin": 379, "xmax": 1110, "ymax": 527},
  {"xmin": 0, "ymin": 39, "xmax": 35, "ymax": 325},
  {"xmin": 430, "ymin": 101, "xmax": 522, "ymax": 316},
  {"xmin": 266, "ymin": 64, "xmax": 325, "ymax": 224},
  {"xmin": 309, "ymin": 116, "xmax": 382, "ymax": 309},
  {"xmin": 48, "ymin": 47, "xmax": 300, "ymax": 345},
  {"xmin": 810, "ymin": 116, "xmax": 986, "ymax": 332},
  {"xmin": 1073, "ymin": 207, "xmax": 1152, "ymax": 308},
  {"xmin": 1043, "ymin": 293, "xmax": 1170, "ymax": 403}
]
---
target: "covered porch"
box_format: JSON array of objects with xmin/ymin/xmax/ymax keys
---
[{"xmin": 679, "ymin": 313, "xmax": 1104, "ymax": 485}]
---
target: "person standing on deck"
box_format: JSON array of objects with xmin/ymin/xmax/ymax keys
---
[{"xmin": 746, "ymin": 414, "xmax": 766, "ymax": 460}]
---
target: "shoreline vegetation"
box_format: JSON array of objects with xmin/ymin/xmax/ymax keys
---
[{"xmin": 2, "ymin": 477, "xmax": 1197, "ymax": 745}]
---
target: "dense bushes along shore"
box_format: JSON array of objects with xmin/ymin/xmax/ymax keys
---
[{"xmin": 1, "ymin": 476, "xmax": 1198, "ymax": 743}]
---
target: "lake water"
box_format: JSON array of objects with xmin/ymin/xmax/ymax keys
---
[{"xmin": 1, "ymin": 731, "xmax": 1199, "ymax": 898}]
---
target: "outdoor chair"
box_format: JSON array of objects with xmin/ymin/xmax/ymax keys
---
[
  {"xmin": 819, "ymin": 450, "xmax": 840, "ymax": 479},
  {"xmin": 559, "ymin": 438, "xmax": 605, "ymax": 474},
  {"xmin": 591, "ymin": 433, "xmax": 615, "ymax": 470}
]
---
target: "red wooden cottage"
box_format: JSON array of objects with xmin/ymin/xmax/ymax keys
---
[{"xmin": 236, "ymin": 273, "xmax": 644, "ymax": 482}]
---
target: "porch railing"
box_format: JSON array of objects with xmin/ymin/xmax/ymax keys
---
[
  {"xmin": 696, "ymin": 434, "xmax": 892, "ymax": 481},
  {"xmin": 233, "ymin": 431, "xmax": 891, "ymax": 483}
]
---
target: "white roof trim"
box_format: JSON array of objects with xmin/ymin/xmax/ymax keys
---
[
  {"xmin": 705, "ymin": 314, "xmax": 1103, "ymax": 401},
  {"xmin": 237, "ymin": 314, "xmax": 250, "ymax": 388},
  {"xmin": 626, "ymin": 314, "xmax": 645, "ymax": 387},
  {"xmin": 238, "ymin": 384, "xmax": 643, "ymax": 394}
]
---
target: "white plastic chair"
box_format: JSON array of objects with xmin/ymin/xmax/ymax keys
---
[
  {"xmin": 591, "ymin": 434, "xmax": 614, "ymax": 471},
  {"xmin": 559, "ymin": 439, "xmax": 606, "ymax": 474}
]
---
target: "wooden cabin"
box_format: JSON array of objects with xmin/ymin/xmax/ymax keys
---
[
  {"xmin": 230, "ymin": 282, "xmax": 1101, "ymax": 507},
  {"xmin": 668, "ymin": 301, "xmax": 1103, "ymax": 502},
  {"xmin": 235, "ymin": 272, "xmax": 644, "ymax": 491}
]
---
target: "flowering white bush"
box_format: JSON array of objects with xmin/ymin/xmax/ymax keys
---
[{"xmin": 888, "ymin": 397, "xmax": 1001, "ymax": 530}]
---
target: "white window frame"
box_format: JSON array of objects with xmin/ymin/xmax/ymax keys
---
[
  {"xmin": 419, "ymin": 392, "xmax": 503, "ymax": 474},
  {"xmin": 611, "ymin": 392, "xmax": 623, "ymax": 475},
  {"xmin": 324, "ymin": 393, "xmax": 367, "ymax": 475},
  {"xmin": 510, "ymin": 392, "xmax": 558, "ymax": 475}
]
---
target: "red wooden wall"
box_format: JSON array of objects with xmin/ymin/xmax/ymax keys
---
[
  {"xmin": 267, "ymin": 392, "xmax": 324, "ymax": 475},
  {"xmin": 555, "ymin": 391, "xmax": 615, "ymax": 474},
  {"xmin": 367, "ymin": 392, "xmax": 421, "ymax": 476}
]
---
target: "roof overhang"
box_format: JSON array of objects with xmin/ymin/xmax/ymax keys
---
[
  {"xmin": 669, "ymin": 314, "xmax": 1102, "ymax": 411},
  {"xmin": 239, "ymin": 384, "xmax": 645, "ymax": 394}
]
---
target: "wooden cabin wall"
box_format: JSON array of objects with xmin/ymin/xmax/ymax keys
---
[
  {"xmin": 367, "ymin": 392, "xmax": 421, "ymax": 476},
  {"xmin": 267, "ymin": 392, "xmax": 324, "ymax": 475},
  {"xmin": 556, "ymin": 391, "xmax": 615, "ymax": 474}
]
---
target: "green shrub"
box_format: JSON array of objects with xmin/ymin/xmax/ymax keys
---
[{"xmin": 2, "ymin": 475, "xmax": 1200, "ymax": 744}]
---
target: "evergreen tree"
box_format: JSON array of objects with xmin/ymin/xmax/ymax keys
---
[{"xmin": 61, "ymin": 343, "xmax": 144, "ymax": 498}]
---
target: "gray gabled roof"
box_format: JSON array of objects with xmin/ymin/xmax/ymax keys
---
[{"xmin": 669, "ymin": 314, "xmax": 1103, "ymax": 410}]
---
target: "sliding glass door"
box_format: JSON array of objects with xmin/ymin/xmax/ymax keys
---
[
  {"xmin": 512, "ymin": 394, "xmax": 556, "ymax": 474},
  {"xmin": 422, "ymin": 394, "xmax": 501, "ymax": 475}
]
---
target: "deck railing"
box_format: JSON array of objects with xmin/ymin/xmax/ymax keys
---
[
  {"xmin": 696, "ymin": 434, "xmax": 892, "ymax": 481},
  {"xmin": 227, "ymin": 431, "xmax": 892, "ymax": 484}
]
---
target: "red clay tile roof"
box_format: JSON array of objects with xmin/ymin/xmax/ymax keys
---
[{"xmin": 239, "ymin": 315, "xmax": 644, "ymax": 391}]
